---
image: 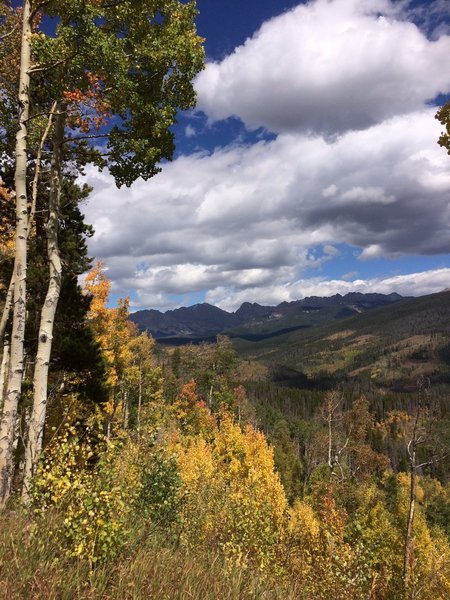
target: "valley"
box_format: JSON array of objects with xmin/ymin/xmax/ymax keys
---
[{"xmin": 133, "ymin": 290, "xmax": 450, "ymax": 396}]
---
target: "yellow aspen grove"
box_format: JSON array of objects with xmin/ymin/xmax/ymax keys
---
[
  {"xmin": 84, "ymin": 262, "xmax": 135, "ymax": 436},
  {"xmin": 170, "ymin": 411, "xmax": 288, "ymax": 573},
  {"xmin": 126, "ymin": 331, "xmax": 160, "ymax": 434}
]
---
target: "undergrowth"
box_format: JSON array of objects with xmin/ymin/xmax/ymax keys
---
[{"xmin": 0, "ymin": 509, "xmax": 301, "ymax": 600}]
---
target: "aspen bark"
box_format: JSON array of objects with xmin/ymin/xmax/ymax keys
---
[
  {"xmin": 327, "ymin": 412, "xmax": 333, "ymax": 471},
  {"xmin": 23, "ymin": 110, "xmax": 64, "ymax": 501},
  {"xmin": 0, "ymin": 90, "xmax": 55, "ymax": 395},
  {"xmin": 403, "ymin": 448, "xmax": 416, "ymax": 593},
  {"xmin": 0, "ymin": 0, "xmax": 31, "ymax": 507},
  {"xmin": 403, "ymin": 397, "xmax": 422, "ymax": 598},
  {"xmin": 137, "ymin": 365, "xmax": 142, "ymax": 436},
  {"xmin": 404, "ymin": 434, "xmax": 418, "ymax": 599},
  {"xmin": 123, "ymin": 389, "xmax": 129, "ymax": 430},
  {"xmin": 0, "ymin": 274, "xmax": 14, "ymax": 346},
  {"xmin": 0, "ymin": 336, "xmax": 10, "ymax": 413}
]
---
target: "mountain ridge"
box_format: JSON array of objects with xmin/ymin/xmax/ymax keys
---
[
  {"xmin": 232, "ymin": 290, "xmax": 450, "ymax": 393},
  {"xmin": 130, "ymin": 292, "xmax": 408, "ymax": 341}
]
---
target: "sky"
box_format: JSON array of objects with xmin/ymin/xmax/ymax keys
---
[{"xmin": 81, "ymin": 0, "xmax": 450, "ymax": 313}]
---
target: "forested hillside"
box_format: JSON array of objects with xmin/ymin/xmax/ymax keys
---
[
  {"xmin": 2, "ymin": 280, "xmax": 450, "ymax": 598},
  {"xmin": 2, "ymin": 259, "xmax": 450, "ymax": 597},
  {"xmin": 233, "ymin": 291, "xmax": 450, "ymax": 480},
  {"xmin": 234, "ymin": 290, "xmax": 450, "ymax": 390},
  {"xmin": 1, "ymin": 2, "xmax": 450, "ymax": 600}
]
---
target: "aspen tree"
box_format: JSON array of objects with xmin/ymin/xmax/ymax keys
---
[
  {"xmin": 0, "ymin": 0, "xmax": 204, "ymax": 504},
  {"xmin": 23, "ymin": 109, "xmax": 64, "ymax": 499},
  {"xmin": 0, "ymin": 0, "xmax": 32, "ymax": 506}
]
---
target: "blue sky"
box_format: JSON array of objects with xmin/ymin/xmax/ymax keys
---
[{"xmin": 81, "ymin": 0, "xmax": 450, "ymax": 312}]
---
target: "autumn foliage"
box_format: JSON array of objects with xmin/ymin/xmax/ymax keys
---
[
  {"xmin": 63, "ymin": 71, "xmax": 111, "ymax": 133},
  {"xmin": 0, "ymin": 263, "xmax": 449, "ymax": 598},
  {"xmin": 0, "ymin": 266, "xmax": 441, "ymax": 599}
]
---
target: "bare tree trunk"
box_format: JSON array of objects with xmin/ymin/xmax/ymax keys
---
[
  {"xmin": 0, "ymin": 0, "xmax": 31, "ymax": 507},
  {"xmin": 22, "ymin": 109, "xmax": 64, "ymax": 502},
  {"xmin": 327, "ymin": 412, "xmax": 333, "ymax": 472},
  {"xmin": 403, "ymin": 446, "xmax": 416, "ymax": 597},
  {"xmin": 137, "ymin": 365, "xmax": 142, "ymax": 436},
  {"xmin": 0, "ymin": 335, "xmax": 10, "ymax": 413},
  {"xmin": 207, "ymin": 361, "xmax": 215, "ymax": 408},
  {"xmin": 403, "ymin": 394, "xmax": 423, "ymax": 599}
]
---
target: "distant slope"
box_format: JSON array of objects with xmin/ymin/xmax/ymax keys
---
[
  {"xmin": 231, "ymin": 290, "xmax": 450, "ymax": 391},
  {"xmin": 130, "ymin": 303, "xmax": 238, "ymax": 339},
  {"xmin": 130, "ymin": 292, "xmax": 406, "ymax": 342}
]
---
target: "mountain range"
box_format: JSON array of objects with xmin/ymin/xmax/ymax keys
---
[
  {"xmin": 232, "ymin": 290, "xmax": 450, "ymax": 390},
  {"xmin": 130, "ymin": 292, "xmax": 406, "ymax": 343}
]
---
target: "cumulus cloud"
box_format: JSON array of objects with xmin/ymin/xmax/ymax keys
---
[
  {"xmin": 194, "ymin": 0, "xmax": 450, "ymax": 135},
  {"xmin": 205, "ymin": 268, "xmax": 450, "ymax": 312},
  {"xmin": 79, "ymin": 0, "xmax": 450, "ymax": 311},
  {"xmin": 83, "ymin": 109, "xmax": 450, "ymax": 309}
]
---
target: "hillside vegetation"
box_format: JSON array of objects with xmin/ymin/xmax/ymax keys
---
[
  {"xmin": 2, "ymin": 3, "xmax": 450, "ymax": 597},
  {"xmin": 0, "ymin": 271, "xmax": 449, "ymax": 598},
  {"xmin": 232, "ymin": 291, "xmax": 450, "ymax": 393}
]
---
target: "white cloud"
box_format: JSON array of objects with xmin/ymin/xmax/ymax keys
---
[
  {"xmin": 194, "ymin": 0, "xmax": 450, "ymax": 135},
  {"xmin": 339, "ymin": 187, "xmax": 395, "ymax": 205},
  {"xmin": 205, "ymin": 268, "xmax": 450, "ymax": 312},
  {"xmin": 78, "ymin": 1, "xmax": 450, "ymax": 311},
  {"xmin": 323, "ymin": 245, "xmax": 341, "ymax": 257},
  {"xmin": 185, "ymin": 124, "xmax": 196, "ymax": 138},
  {"xmin": 342, "ymin": 271, "xmax": 359, "ymax": 281},
  {"xmin": 322, "ymin": 184, "xmax": 338, "ymax": 198},
  {"xmin": 83, "ymin": 109, "xmax": 450, "ymax": 310}
]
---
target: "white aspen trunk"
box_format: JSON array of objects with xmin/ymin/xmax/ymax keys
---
[
  {"xmin": 23, "ymin": 110, "xmax": 64, "ymax": 502},
  {"xmin": 106, "ymin": 389, "xmax": 118, "ymax": 441},
  {"xmin": 403, "ymin": 443, "xmax": 417, "ymax": 599},
  {"xmin": 0, "ymin": 79, "xmax": 54, "ymax": 393},
  {"xmin": 207, "ymin": 361, "xmax": 215, "ymax": 408},
  {"xmin": 0, "ymin": 0, "xmax": 31, "ymax": 507},
  {"xmin": 29, "ymin": 101, "xmax": 57, "ymax": 233},
  {"xmin": 0, "ymin": 336, "xmax": 11, "ymax": 413},
  {"xmin": 137, "ymin": 365, "xmax": 142, "ymax": 436},
  {"xmin": 123, "ymin": 389, "xmax": 129, "ymax": 430},
  {"xmin": 0, "ymin": 274, "xmax": 14, "ymax": 346},
  {"xmin": 106, "ymin": 415, "xmax": 112, "ymax": 441}
]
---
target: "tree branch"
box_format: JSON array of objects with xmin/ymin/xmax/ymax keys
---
[
  {"xmin": 24, "ymin": 110, "xmax": 67, "ymax": 124},
  {"xmin": 29, "ymin": 100, "xmax": 57, "ymax": 229},
  {"xmin": 29, "ymin": 53, "xmax": 78, "ymax": 74},
  {"xmin": 64, "ymin": 133, "xmax": 111, "ymax": 142},
  {"xmin": 0, "ymin": 26, "xmax": 17, "ymax": 40},
  {"xmin": 415, "ymin": 454, "xmax": 448, "ymax": 470}
]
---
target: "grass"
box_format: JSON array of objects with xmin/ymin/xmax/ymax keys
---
[{"xmin": 0, "ymin": 508, "xmax": 301, "ymax": 600}]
